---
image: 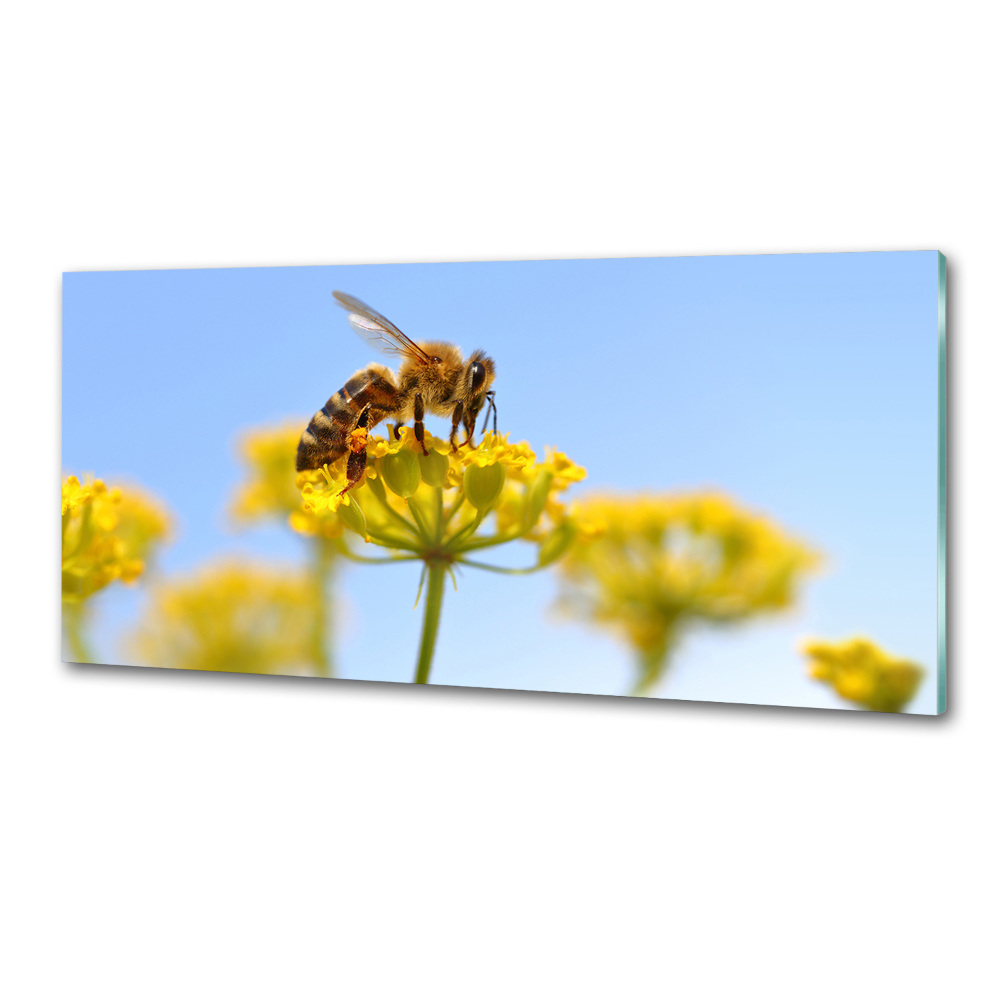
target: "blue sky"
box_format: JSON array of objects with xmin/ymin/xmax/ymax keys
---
[{"xmin": 62, "ymin": 251, "xmax": 942, "ymax": 713}]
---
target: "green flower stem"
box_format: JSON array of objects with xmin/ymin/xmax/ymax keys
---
[
  {"xmin": 63, "ymin": 602, "xmax": 94, "ymax": 663},
  {"xmin": 441, "ymin": 490, "xmax": 467, "ymax": 529},
  {"xmin": 311, "ymin": 537, "xmax": 337, "ymax": 678},
  {"xmin": 444, "ymin": 509, "xmax": 488, "ymax": 549},
  {"xmin": 414, "ymin": 559, "xmax": 447, "ymax": 684},
  {"xmin": 434, "ymin": 488, "xmax": 445, "ymax": 541},
  {"xmin": 365, "ymin": 530, "xmax": 424, "ymax": 552},
  {"xmin": 457, "ymin": 557, "xmax": 550, "ymax": 575},
  {"xmin": 631, "ymin": 639, "xmax": 674, "ymax": 697},
  {"xmin": 339, "ymin": 551, "xmax": 422, "ymax": 565},
  {"xmin": 454, "ymin": 529, "xmax": 525, "ymax": 552},
  {"xmin": 371, "ymin": 490, "xmax": 422, "ymax": 539},
  {"xmin": 406, "ymin": 496, "xmax": 435, "ymax": 543}
]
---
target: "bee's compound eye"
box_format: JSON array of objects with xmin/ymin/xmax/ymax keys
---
[
  {"xmin": 469, "ymin": 361, "xmax": 486, "ymax": 393},
  {"xmin": 430, "ymin": 356, "xmax": 443, "ymax": 364}
]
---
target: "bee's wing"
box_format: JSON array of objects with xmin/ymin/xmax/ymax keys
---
[{"xmin": 332, "ymin": 291, "xmax": 433, "ymax": 364}]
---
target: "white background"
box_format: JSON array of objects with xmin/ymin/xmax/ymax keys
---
[{"xmin": 3, "ymin": 2, "xmax": 996, "ymax": 997}]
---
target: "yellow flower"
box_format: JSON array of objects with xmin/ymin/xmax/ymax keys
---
[
  {"xmin": 127, "ymin": 561, "xmax": 326, "ymax": 676},
  {"xmin": 62, "ymin": 475, "xmax": 171, "ymax": 604},
  {"xmin": 295, "ymin": 430, "xmax": 586, "ymax": 567},
  {"xmin": 62, "ymin": 474, "xmax": 101, "ymax": 515},
  {"xmin": 802, "ymin": 637, "xmax": 924, "ymax": 712},
  {"xmin": 555, "ymin": 491, "xmax": 821, "ymax": 695},
  {"xmin": 539, "ymin": 447, "xmax": 588, "ymax": 491},
  {"xmin": 369, "ymin": 424, "xmax": 442, "ymax": 460},
  {"xmin": 298, "ymin": 463, "xmax": 353, "ymax": 512},
  {"xmin": 459, "ymin": 431, "xmax": 536, "ymax": 474},
  {"xmin": 293, "ymin": 427, "xmax": 586, "ymax": 686}
]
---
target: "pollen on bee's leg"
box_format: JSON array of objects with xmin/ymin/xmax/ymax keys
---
[{"xmin": 349, "ymin": 427, "xmax": 368, "ymax": 454}]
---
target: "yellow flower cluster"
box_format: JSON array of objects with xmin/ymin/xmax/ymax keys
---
[
  {"xmin": 62, "ymin": 475, "xmax": 171, "ymax": 603},
  {"xmin": 556, "ymin": 491, "xmax": 821, "ymax": 693},
  {"xmin": 296, "ymin": 429, "xmax": 586, "ymax": 566},
  {"xmin": 230, "ymin": 422, "xmax": 344, "ymax": 539},
  {"xmin": 128, "ymin": 561, "xmax": 325, "ymax": 675},
  {"xmin": 295, "ymin": 428, "xmax": 585, "ymax": 684},
  {"xmin": 802, "ymin": 637, "xmax": 924, "ymax": 712}
]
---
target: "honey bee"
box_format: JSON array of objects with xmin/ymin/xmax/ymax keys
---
[{"xmin": 296, "ymin": 291, "xmax": 497, "ymax": 492}]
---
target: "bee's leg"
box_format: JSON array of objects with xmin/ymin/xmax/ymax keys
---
[
  {"xmin": 343, "ymin": 446, "xmax": 368, "ymax": 493},
  {"xmin": 339, "ymin": 404, "xmax": 371, "ymax": 495},
  {"xmin": 482, "ymin": 392, "xmax": 498, "ymax": 436},
  {"xmin": 412, "ymin": 392, "xmax": 430, "ymax": 457},
  {"xmin": 449, "ymin": 401, "xmax": 464, "ymax": 451},
  {"xmin": 392, "ymin": 423, "xmax": 403, "ymax": 441},
  {"xmin": 459, "ymin": 408, "xmax": 477, "ymax": 449}
]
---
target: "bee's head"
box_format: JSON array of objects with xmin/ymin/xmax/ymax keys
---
[{"xmin": 463, "ymin": 350, "xmax": 497, "ymax": 435}]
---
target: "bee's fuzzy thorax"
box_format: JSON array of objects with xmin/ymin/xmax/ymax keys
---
[{"xmin": 397, "ymin": 341, "xmax": 466, "ymax": 414}]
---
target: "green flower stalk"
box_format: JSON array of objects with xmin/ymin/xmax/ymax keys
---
[{"xmin": 297, "ymin": 428, "xmax": 587, "ymax": 684}]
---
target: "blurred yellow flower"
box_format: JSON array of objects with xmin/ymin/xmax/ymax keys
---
[
  {"xmin": 802, "ymin": 637, "xmax": 924, "ymax": 712},
  {"xmin": 128, "ymin": 561, "xmax": 326, "ymax": 676},
  {"xmin": 62, "ymin": 475, "xmax": 171, "ymax": 604},
  {"xmin": 230, "ymin": 422, "xmax": 302, "ymax": 520},
  {"xmin": 230, "ymin": 422, "xmax": 344, "ymax": 539},
  {"xmin": 539, "ymin": 447, "xmax": 588, "ymax": 491},
  {"xmin": 555, "ymin": 491, "xmax": 821, "ymax": 695},
  {"xmin": 230, "ymin": 421, "xmax": 344, "ymax": 676}
]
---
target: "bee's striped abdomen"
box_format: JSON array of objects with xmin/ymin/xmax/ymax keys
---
[
  {"xmin": 342, "ymin": 365, "xmax": 400, "ymax": 422},
  {"xmin": 296, "ymin": 363, "xmax": 401, "ymax": 472},
  {"xmin": 296, "ymin": 391, "xmax": 353, "ymax": 472}
]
